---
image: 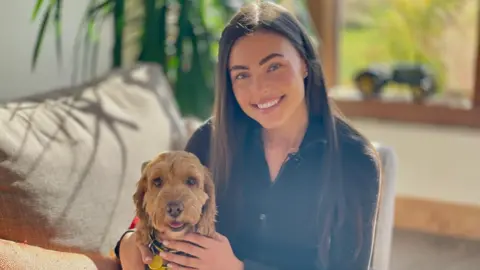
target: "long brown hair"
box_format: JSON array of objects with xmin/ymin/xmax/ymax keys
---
[{"xmin": 210, "ymin": 1, "xmax": 380, "ymax": 267}]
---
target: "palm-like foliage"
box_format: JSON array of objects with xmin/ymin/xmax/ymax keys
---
[{"xmin": 30, "ymin": 0, "xmax": 241, "ymax": 119}]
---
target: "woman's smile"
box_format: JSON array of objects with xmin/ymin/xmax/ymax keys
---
[{"xmin": 252, "ymin": 95, "xmax": 285, "ymax": 112}]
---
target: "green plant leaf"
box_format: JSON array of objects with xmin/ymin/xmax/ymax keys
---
[
  {"xmin": 157, "ymin": 5, "xmax": 168, "ymax": 68},
  {"xmin": 87, "ymin": 0, "xmax": 114, "ymax": 17},
  {"xmin": 138, "ymin": 0, "xmax": 167, "ymax": 64},
  {"xmin": 112, "ymin": 0, "xmax": 125, "ymax": 67},
  {"xmin": 54, "ymin": 0, "xmax": 62, "ymax": 65},
  {"xmin": 31, "ymin": 0, "xmax": 45, "ymax": 21},
  {"xmin": 32, "ymin": 5, "xmax": 52, "ymax": 70}
]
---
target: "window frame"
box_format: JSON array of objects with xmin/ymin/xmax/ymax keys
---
[{"xmin": 307, "ymin": 0, "xmax": 480, "ymax": 128}]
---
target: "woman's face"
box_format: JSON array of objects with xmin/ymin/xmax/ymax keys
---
[{"xmin": 228, "ymin": 31, "xmax": 307, "ymax": 129}]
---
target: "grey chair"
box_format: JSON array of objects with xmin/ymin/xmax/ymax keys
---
[{"xmin": 371, "ymin": 143, "xmax": 398, "ymax": 270}]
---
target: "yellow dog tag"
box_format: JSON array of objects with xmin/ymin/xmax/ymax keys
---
[{"xmin": 148, "ymin": 255, "xmax": 167, "ymax": 269}]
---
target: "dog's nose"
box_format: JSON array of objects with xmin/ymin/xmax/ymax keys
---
[{"xmin": 166, "ymin": 201, "xmax": 184, "ymax": 218}]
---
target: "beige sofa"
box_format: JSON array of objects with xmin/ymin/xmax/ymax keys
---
[
  {"xmin": 0, "ymin": 63, "xmax": 397, "ymax": 269},
  {"xmin": 0, "ymin": 63, "xmax": 192, "ymax": 256}
]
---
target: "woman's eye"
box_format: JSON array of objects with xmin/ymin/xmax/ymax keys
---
[
  {"xmin": 234, "ymin": 72, "xmax": 249, "ymax": 80},
  {"xmin": 267, "ymin": 63, "xmax": 281, "ymax": 72},
  {"xmin": 153, "ymin": 178, "xmax": 162, "ymax": 187},
  {"xmin": 186, "ymin": 177, "xmax": 197, "ymax": 186}
]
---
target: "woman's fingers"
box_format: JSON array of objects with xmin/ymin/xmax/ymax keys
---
[
  {"xmin": 212, "ymin": 232, "xmax": 227, "ymax": 242},
  {"xmin": 163, "ymin": 240, "xmax": 204, "ymax": 258},
  {"xmin": 160, "ymin": 251, "xmax": 202, "ymax": 269},
  {"xmin": 182, "ymin": 233, "xmax": 216, "ymax": 249},
  {"xmin": 165, "ymin": 262, "xmax": 195, "ymax": 270}
]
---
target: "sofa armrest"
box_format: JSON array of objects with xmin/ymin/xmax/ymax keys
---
[
  {"xmin": 0, "ymin": 239, "xmax": 120, "ymax": 270},
  {"xmin": 371, "ymin": 143, "xmax": 398, "ymax": 270}
]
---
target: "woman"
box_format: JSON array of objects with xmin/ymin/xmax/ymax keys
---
[{"xmin": 116, "ymin": 2, "xmax": 380, "ymax": 270}]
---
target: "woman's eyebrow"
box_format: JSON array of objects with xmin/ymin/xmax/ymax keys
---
[
  {"xmin": 229, "ymin": 52, "xmax": 285, "ymax": 71},
  {"xmin": 259, "ymin": 52, "xmax": 284, "ymax": 65},
  {"xmin": 230, "ymin": 64, "xmax": 248, "ymax": 71}
]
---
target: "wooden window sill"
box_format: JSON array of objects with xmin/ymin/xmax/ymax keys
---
[{"xmin": 334, "ymin": 99, "xmax": 480, "ymax": 129}]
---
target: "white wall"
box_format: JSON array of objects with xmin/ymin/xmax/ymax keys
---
[
  {"xmin": 0, "ymin": 1, "xmax": 113, "ymax": 101},
  {"xmin": 353, "ymin": 118, "xmax": 480, "ymax": 206}
]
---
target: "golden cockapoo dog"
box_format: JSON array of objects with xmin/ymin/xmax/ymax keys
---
[{"xmin": 133, "ymin": 151, "xmax": 216, "ymax": 269}]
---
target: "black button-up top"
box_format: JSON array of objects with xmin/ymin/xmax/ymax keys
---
[{"xmin": 185, "ymin": 117, "xmax": 380, "ymax": 270}]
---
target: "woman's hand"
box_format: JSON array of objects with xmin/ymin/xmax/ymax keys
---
[
  {"xmin": 119, "ymin": 231, "xmax": 154, "ymax": 270},
  {"xmin": 160, "ymin": 232, "xmax": 244, "ymax": 270}
]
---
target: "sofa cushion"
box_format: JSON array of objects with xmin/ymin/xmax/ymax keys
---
[{"xmin": 0, "ymin": 63, "xmax": 189, "ymax": 256}]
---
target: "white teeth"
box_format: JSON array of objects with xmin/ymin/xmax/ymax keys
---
[{"xmin": 257, "ymin": 98, "xmax": 280, "ymax": 109}]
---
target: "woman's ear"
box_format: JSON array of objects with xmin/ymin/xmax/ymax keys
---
[
  {"xmin": 196, "ymin": 168, "xmax": 217, "ymax": 237},
  {"xmin": 302, "ymin": 61, "xmax": 308, "ymax": 79}
]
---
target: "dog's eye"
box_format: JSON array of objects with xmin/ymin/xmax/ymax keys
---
[
  {"xmin": 185, "ymin": 177, "xmax": 197, "ymax": 186},
  {"xmin": 152, "ymin": 177, "xmax": 162, "ymax": 187}
]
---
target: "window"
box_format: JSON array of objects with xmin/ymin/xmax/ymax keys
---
[{"xmin": 307, "ymin": 0, "xmax": 480, "ymax": 128}]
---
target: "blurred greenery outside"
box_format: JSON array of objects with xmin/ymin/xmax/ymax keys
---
[{"xmin": 339, "ymin": 0, "xmax": 478, "ymax": 98}]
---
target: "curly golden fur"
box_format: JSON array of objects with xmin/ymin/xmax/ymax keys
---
[{"xmin": 133, "ymin": 151, "xmax": 217, "ymax": 246}]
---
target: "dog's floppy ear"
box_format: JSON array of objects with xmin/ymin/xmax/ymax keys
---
[
  {"xmin": 133, "ymin": 161, "xmax": 150, "ymax": 229},
  {"xmin": 141, "ymin": 160, "xmax": 150, "ymax": 173},
  {"xmin": 196, "ymin": 168, "xmax": 217, "ymax": 237}
]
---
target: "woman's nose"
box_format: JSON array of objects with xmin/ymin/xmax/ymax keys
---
[{"xmin": 251, "ymin": 77, "xmax": 270, "ymax": 94}]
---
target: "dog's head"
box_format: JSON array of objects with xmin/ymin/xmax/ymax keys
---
[{"xmin": 133, "ymin": 151, "xmax": 216, "ymax": 240}]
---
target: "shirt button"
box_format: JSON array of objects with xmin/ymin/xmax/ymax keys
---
[{"xmin": 259, "ymin": 213, "xmax": 266, "ymax": 220}]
